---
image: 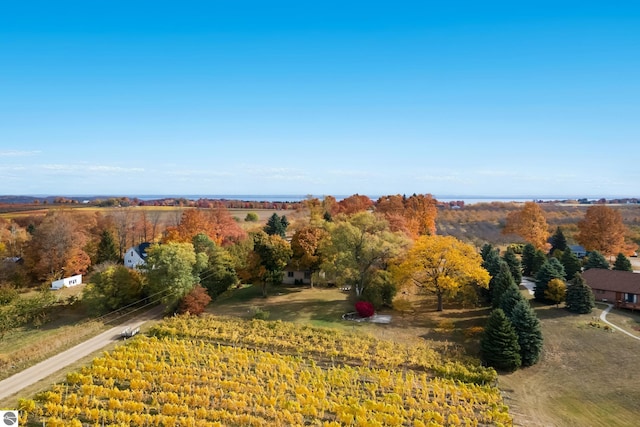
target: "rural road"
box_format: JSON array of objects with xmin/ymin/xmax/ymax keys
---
[{"xmin": 0, "ymin": 305, "xmax": 164, "ymax": 401}]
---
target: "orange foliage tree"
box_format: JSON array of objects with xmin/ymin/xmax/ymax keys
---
[
  {"xmin": 502, "ymin": 202, "xmax": 549, "ymax": 250},
  {"xmin": 376, "ymin": 194, "xmax": 437, "ymax": 239},
  {"xmin": 163, "ymin": 207, "xmax": 246, "ymax": 246},
  {"xmin": 24, "ymin": 211, "xmax": 91, "ymax": 281},
  {"xmin": 178, "ymin": 285, "xmax": 212, "ymax": 315},
  {"xmin": 337, "ymin": 194, "xmax": 374, "ymax": 215},
  {"xmin": 577, "ymin": 205, "xmax": 635, "ymax": 256}
]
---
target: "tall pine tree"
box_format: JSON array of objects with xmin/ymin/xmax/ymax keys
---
[
  {"xmin": 548, "ymin": 227, "xmax": 568, "ymax": 255},
  {"xmin": 565, "ymin": 273, "xmax": 595, "ymax": 314},
  {"xmin": 510, "ymin": 299, "xmax": 543, "ymax": 367},
  {"xmin": 503, "ymin": 247, "xmax": 523, "ymax": 285},
  {"xmin": 96, "ymin": 230, "xmax": 119, "ymax": 264},
  {"xmin": 560, "ymin": 249, "xmax": 582, "ymax": 281},
  {"xmin": 481, "ymin": 308, "xmax": 521, "ymax": 371},
  {"xmin": 521, "ymin": 243, "xmax": 536, "ymax": 276},
  {"xmin": 584, "ymin": 251, "xmax": 609, "ymax": 270},
  {"xmin": 534, "ymin": 258, "xmax": 565, "ymax": 302},
  {"xmin": 490, "ymin": 261, "xmax": 516, "ymax": 308},
  {"xmin": 613, "ymin": 253, "xmax": 633, "ymax": 271},
  {"xmin": 498, "ymin": 282, "xmax": 526, "ymax": 319}
]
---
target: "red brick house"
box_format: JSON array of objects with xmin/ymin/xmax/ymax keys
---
[{"xmin": 582, "ymin": 269, "xmax": 640, "ymax": 310}]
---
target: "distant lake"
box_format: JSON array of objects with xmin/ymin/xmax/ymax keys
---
[{"xmin": 133, "ymin": 194, "xmax": 573, "ymax": 205}]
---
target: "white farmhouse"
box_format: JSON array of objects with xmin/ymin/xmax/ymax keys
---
[{"xmin": 124, "ymin": 242, "xmax": 151, "ymax": 269}]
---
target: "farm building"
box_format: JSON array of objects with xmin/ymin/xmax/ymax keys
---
[
  {"xmin": 582, "ymin": 268, "xmax": 640, "ymax": 310},
  {"xmin": 125, "ymin": 242, "xmax": 151, "ymax": 269},
  {"xmin": 51, "ymin": 274, "xmax": 82, "ymax": 290}
]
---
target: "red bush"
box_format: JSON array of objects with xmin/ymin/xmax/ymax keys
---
[
  {"xmin": 355, "ymin": 301, "xmax": 375, "ymax": 318},
  {"xmin": 178, "ymin": 285, "xmax": 212, "ymax": 315}
]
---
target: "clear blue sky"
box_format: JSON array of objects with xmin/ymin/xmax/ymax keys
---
[{"xmin": 1, "ymin": 1, "xmax": 639, "ymax": 198}]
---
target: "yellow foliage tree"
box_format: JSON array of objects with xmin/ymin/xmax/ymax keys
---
[
  {"xmin": 397, "ymin": 235, "xmax": 490, "ymax": 311},
  {"xmin": 502, "ymin": 202, "xmax": 549, "ymax": 250},
  {"xmin": 545, "ymin": 278, "xmax": 566, "ymax": 307}
]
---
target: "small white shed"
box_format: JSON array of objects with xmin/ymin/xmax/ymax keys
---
[{"xmin": 51, "ymin": 274, "xmax": 83, "ymax": 290}]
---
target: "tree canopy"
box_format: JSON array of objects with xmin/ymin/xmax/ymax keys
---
[
  {"xmin": 397, "ymin": 235, "xmax": 489, "ymax": 311},
  {"xmin": 534, "ymin": 258, "xmax": 565, "ymax": 302},
  {"xmin": 613, "ymin": 253, "xmax": 633, "ymax": 272},
  {"xmin": 583, "ymin": 251, "xmax": 609, "ymax": 270},
  {"xmin": 320, "ymin": 212, "xmax": 408, "ymax": 298},
  {"xmin": 565, "ymin": 273, "xmax": 595, "ymax": 314},
  {"xmin": 84, "ymin": 264, "xmax": 145, "ymax": 314},
  {"xmin": 577, "ymin": 205, "xmax": 630, "ymax": 256},
  {"xmin": 143, "ymin": 242, "xmax": 199, "ymax": 311},
  {"xmin": 510, "ymin": 299, "xmax": 543, "ymax": 367},
  {"xmin": 502, "ymin": 202, "xmax": 549, "ymax": 250}
]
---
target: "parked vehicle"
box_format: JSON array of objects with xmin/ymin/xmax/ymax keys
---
[{"xmin": 121, "ymin": 327, "xmax": 140, "ymax": 339}]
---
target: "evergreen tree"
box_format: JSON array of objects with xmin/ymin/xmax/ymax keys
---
[
  {"xmin": 490, "ymin": 261, "xmax": 516, "ymax": 308},
  {"xmin": 481, "ymin": 243, "xmax": 498, "ymax": 263},
  {"xmin": 560, "ymin": 248, "xmax": 582, "ymax": 281},
  {"xmin": 96, "ymin": 230, "xmax": 119, "ymax": 264},
  {"xmin": 613, "ymin": 253, "xmax": 633, "ymax": 271},
  {"xmin": 264, "ymin": 213, "xmax": 288, "ymax": 238},
  {"xmin": 534, "ymin": 258, "xmax": 565, "ymax": 302},
  {"xmin": 548, "ymin": 227, "xmax": 568, "ymax": 254},
  {"xmin": 481, "ymin": 308, "xmax": 521, "ymax": 371},
  {"xmin": 498, "ymin": 282, "xmax": 525, "ymax": 319},
  {"xmin": 521, "ymin": 243, "xmax": 536, "ymax": 276},
  {"xmin": 503, "ymin": 247, "xmax": 523, "ymax": 285},
  {"xmin": 565, "ymin": 273, "xmax": 595, "ymax": 314},
  {"xmin": 583, "ymin": 251, "xmax": 609, "ymax": 270},
  {"xmin": 482, "ymin": 248, "xmax": 502, "ymax": 278},
  {"xmin": 531, "ymin": 249, "xmax": 547, "ymax": 275},
  {"xmin": 510, "ymin": 299, "xmax": 543, "ymax": 367}
]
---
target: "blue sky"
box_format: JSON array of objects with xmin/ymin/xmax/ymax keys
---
[{"xmin": 1, "ymin": 1, "xmax": 639, "ymax": 198}]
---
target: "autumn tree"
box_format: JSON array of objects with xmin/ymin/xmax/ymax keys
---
[
  {"xmin": 163, "ymin": 207, "xmax": 246, "ymax": 246},
  {"xmin": 250, "ymin": 232, "xmax": 292, "ymax": 297},
  {"xmin": 502, "ymin": 202, "xmax": 549, "ymax": 250},
  {"xmin": 192, "ymin": 233, "xmax": 238, "ymax": 299},
  {"xmin": 534, "ymin": 258, "xmax": 565, "ymax": 302},
  {"xmin": 397, "ymin": 235, "xmax": 489, "ymax": 311},
  {"xmin": 177, "ymin": 285, "xmax": 211, "ymax": 315},
  {"xmin": 337, "ymin": 194, "xmax": 374, "ymax": 215},
  {"xmin": 83, "ymin": 264, "xmax": 145, "ymax": 314},
  {"xmin": 481, "ymin": 308, "xmax": 521, "ymax": 372},
  {"xmin": 583, "ymin": 251, "xmax": 609, "ymax": 270},
  {"xmin": 24, "ymin": 211, "xmax": 91, "ymax": 281},
  {"xmin": 577, "ymin": 205, "xmax": 630, "ymax": 256},
  {"xmin": 320, "ymin": 212, "xmax": 408, "ymax": 298},
  {"xmin": 290, "ymin": 226, "xmax": 326, "ymax": 287},
  {"xmin": 565, "ymin": 273, "xmax": 595, "ymax": 314},
  {"xmin": 613, "ymin": 253, "xmax": 633, "ymax": 272},
  {"xmin": 545, "ymin": 278, "xmax": 566, "ymax": 307},
  {"xmin": 376, "ymin": 194, "xmax": 437, "ymax": 239},
  {"xmin": 560, "ymin": 249, "xmax": 582, "ymax": 281},
  {"xmin": 143, "ymin": 242, "xmax": 199, "ymax": 311},
  {"xmin": 96, "ymin": 230, "xmax": 119, "ymax": 264},
  {"xmin": 510, "ymin": 299, "xmax": 543, "ymax": 367}
]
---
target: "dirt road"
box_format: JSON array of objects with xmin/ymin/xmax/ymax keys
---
[{"xmin": 0, "ymin": 305, "xmax": 164, "ymax": 401}]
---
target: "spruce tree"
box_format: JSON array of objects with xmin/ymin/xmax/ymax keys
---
[
  {"xmin": 264, "ymin": 213, "xmax": 288, "ymax": 238},
  {"xmin": 482, "ymin": 247, "xmax": 502, "ymax": 278},
  {"xmin": 560, "ymin": 249, "xmax": 582, "ymax": 281},
  {"xmin": 510, "ymin": 299, "xmax": 543, "ymax": 367},
  {"xmin": 481, "ymin": 308, "xmax": 521, "ymax": 371},
  {"xmin": 531, "ymin": 249, "xmax": 547, "ymax": 276},
  {"xmin": 548, "ymin": 227, "xmax": 568, "ymax": 254},
  {"xmin": 490, "ymin": 261, "xmax": 516, "ymax": 308},
  {"xmin": 521, "ymin": 243, "xmax": 536, "ymax": 276},
  {"xmin": 565, "ymin": 273, "xmax": 595, "ymax": 314},
  {"xmin": 96, "ymin": 230, "xmax": 119, "ymax": 264},
  {"xmin": 498, "ymin": 283, "xmax": 525, "ymax": 319},
  {"xmin": 583, "ymin": 251, "xmax": 609, "ymax": 270},
  {"xmin": 534, "ymin": 258, "xmax": 565, "ymax": 302},
  {"xmin": 613, "ymin": 253, "xmax": 633, "ymax": 271},
  {"xmin": 481, "ymin": 243, "xmax": 498, "ymax": 263},
  {"xmin": 503, "ymin": 247, "xmax": 523, "ymax": 285}
]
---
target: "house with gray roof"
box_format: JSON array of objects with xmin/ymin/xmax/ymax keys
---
[{"xmin": 124, "ymin": 242, "xmax": 151, "ymax": 269}]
